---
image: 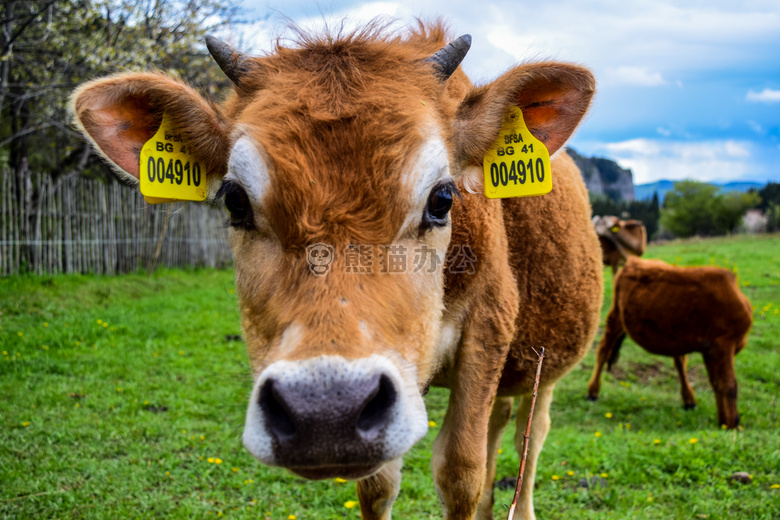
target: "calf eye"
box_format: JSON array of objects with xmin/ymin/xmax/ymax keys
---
[
  {"xmin": 217, "ymin": 181, "xmax": 254, "ymax": 229},
  {"xmin": 422, "ymin": 181, "xmax": 457, "ymax": 229}
]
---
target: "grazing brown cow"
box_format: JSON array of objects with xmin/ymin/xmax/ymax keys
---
[
  {"xmin": 587, "ymin": 257, "xmax": 752, "ymax": 428},
  {"xmin": 592, "ymin": 215, "xmax": 647, "ymax": 274},
  {"xmin": 71, "ymin": 23, "xmax": 602, "ymax": 520}
]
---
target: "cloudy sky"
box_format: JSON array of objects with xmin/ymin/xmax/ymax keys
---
[{"xmin": 230, "ymin": 0, "xmax": 780, "ymax": 185}]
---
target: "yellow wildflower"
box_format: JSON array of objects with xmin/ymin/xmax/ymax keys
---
[
  {"xmin": 600, "ymin": 473, "xmax": 608, "ymax": 478},
  {"xmin": 334, "ymin": 478, "xmax": 347, "ymax": 483},
  {"xmin": 207, "ymin": 457, "xmax": 215, "ymax": 463},
  {"xmin": 232, "ymin": 467, "xmax": 239, "ymax": 473},
  {"xmin": 498, "ymin": 449, "xmax": 503, "ymax": 454},
  {"xmin": 770, "ymin": 484, "xmax": 780, "ymax": 489},
  {"xmin": 689, "ymin": 438, "xmax": 698, "ymax": 444},
  {"xmin": 429, "ymin": 421, "xmax": 437, "ymax": 427},
  {"xmin": 594, "ymin": 431, "xmax": 602, "ymax": 438},
  {"xmin": 551, "ymin": 475, "xmax": 560, "ymax": 480},
  {"xmin": 605, "ymin": 412, "xmax": 613, "ymax": 418},
  {"xmin": 567, "ymin": 471, "xmax": 574, "ymax": 476},
  {"xmin": 22, "ymin": 421, "xmax": 31, "ymax": 427},
  {"xmin": 654, "ymin": 439, "xmax": 661, "ymax": 445},
  {"xmin": 215, "ymin": 458, "xmax": 223, "ymax": 464},
  {"xmin": 288, "ymin": 515, "xmax": 296, "ymax": 520},
  {"xmin": 344, "ymin": 500, "xmax": 359, "ymax": 508}
]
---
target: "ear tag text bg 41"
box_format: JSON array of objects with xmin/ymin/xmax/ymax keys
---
[
  {"xmin": 483, "ymin": 106, "xmax": 552, "ymax": 199},
  {"xmin": 139, "ymin": 114, "xmax": 208, "ymax": 204}
]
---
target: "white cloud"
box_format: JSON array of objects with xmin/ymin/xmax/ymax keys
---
[
  {"xmin": 589, "ymin": 139, "xmax": 754, "ymax": 183},
  {"xmin": 746, "ymin": 88, "xmax": 780, "ymax": 103},
  {"xmin": 240, "ymin": 1, "xmax": 780, "ymax": 82},
  {"xmin": 605, "ymin": 67, "xmax": 667, "ymax": 87}
]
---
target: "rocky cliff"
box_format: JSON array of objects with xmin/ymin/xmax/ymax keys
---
[{"xmin": 567, "ymin": 147, "xmax": 635, "ymax": 201}]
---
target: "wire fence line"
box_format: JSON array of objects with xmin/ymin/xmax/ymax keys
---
[{"xmin": 1, "ymin": 170, "xmax": 233, "ymax": 276}]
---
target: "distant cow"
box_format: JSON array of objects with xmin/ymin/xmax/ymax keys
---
[
  {"xmin": 592, "ymin": 215, "xmax": 647, "ymax": 274},
  {"xmin": 586, "ymin": 257, "xmax": 752, "ymax": 428}
]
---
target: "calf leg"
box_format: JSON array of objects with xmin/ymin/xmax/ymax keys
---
[
  {"xmin": 587, "ymin": 304, "xmax": 625, "ymax": 400},
  {"xmin": 356, "ymin": 457, "xmax": 402, "ymax": 520},
  {"xmin": 702, "ymin": 347, "xmax": 740, "ymax": 429},
  {"xmin": 673, "ymin": 355, "xmax": 697, "ymax": 409},
  {"xmin": 511, "ymin": 384, "xmax": 555, "ymax": 520},
  {"xmin": 476, "ymin": 396, "xmax": 514, "ymax": 520},
  {"xmin": 431, "ymin": 341, "xmax": 509, "ymax": 520}
]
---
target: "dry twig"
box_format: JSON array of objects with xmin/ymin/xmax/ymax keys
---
[{"xmin": 506, "ymin": 347, "xmax": 545, "ymax": 520}]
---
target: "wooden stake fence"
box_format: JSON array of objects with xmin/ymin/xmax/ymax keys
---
[{"xmin": 0, "ymin": 170, "xmax": 232, "ymax": 276}]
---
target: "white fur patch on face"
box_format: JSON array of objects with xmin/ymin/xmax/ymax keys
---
[
  {"xmin": 433, "ymin": 319, "xmax": 462, "ymax": 374},
  {"xmin": 276, "ymin": 322, "xmax": 305, "ymax": 357},
  {"xmin": 396, "ymin": 132, "xmax": 453, "ymax": 239},
  {"xmin": 242, "ymin": 354, "xmax": 429, "ymax": 467},
  {"xmin": 225, "ymin": 135, "xmax": 270, "ymax": 202},
  {"xmin": 404, "ymin": 134, "xmax": 451, "ymax": 202}
]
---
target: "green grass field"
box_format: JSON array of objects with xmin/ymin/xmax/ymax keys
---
[{"xmin": 2, "ymin": 234, "xmax": 779, "ymax": 519}]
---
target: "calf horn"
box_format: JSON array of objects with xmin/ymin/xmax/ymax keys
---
[
  {"xmin": 425, "ymin": 34, "xmax": 472, "ymax": 81},
  {"xmin": 206, "ymin": 35, "xmax": 251, "ymax": 87}
]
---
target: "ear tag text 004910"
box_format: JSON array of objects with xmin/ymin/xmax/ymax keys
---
[
  {"xmin": 139, "ymin": 114, "xmax": 208, "ymax": 204},
  {"xmin": 482, "ymin": 106, "xmax": 552, "ymax": 199}
]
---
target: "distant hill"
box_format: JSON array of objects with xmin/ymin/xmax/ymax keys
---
[
  {"xmin": 567, "ymin": 147, "xmax": 635, "ymax": 201},
  {"xmin": 635, "ymin": 180, "xmax": 764, "ymax": 202}
]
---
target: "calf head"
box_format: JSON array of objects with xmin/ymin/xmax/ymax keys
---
[
  {"xmin": 72, "ymin": 26, "xmax": 594, "ymax": 480},
  {"xmin": 593, "ymin": 215, "xmax": 647, "ymax": 258}
]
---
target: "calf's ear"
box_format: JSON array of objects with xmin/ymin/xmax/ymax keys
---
[
  {"xmin": 71, "ymin": 72, "xmax": 231, "ymax": 186},
  {"xmin": 453, "ymin": 62, "xmax": 595, "ymax": 165}
]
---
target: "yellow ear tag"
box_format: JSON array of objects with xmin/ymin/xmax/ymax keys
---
[
  {"xmin": 610, "ymin": 225, "xmax": 620, "ymax": 233},
  {"xmin": 139, "ymin": 114, "xmax": 208, "ymax": 204},
  {"xmin": 483, "ymin": 106, "xmax": 552, "ymax": 199}
]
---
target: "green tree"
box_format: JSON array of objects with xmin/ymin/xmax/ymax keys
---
[
  {"xmin": 713, "ymin": 191, "xmax": 761, "ymax": 234},
  {"xmin": 753, "ymin": 182, "xmax": 780, "ymax": 211},
  {"xmin": 660, "ymin": 180, "xmax": 722, "ymax": 237},
  {"xmin": 1, "ymin": 0, "xmax": 240, "ymax": 182}
]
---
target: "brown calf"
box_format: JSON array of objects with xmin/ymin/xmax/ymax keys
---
[
  {"xmin": 587, "ymin": 257, "xmax": 752, "ymax": 428},
  {"xmin": 71, "ymin": 22, "xmax": 602, "ymax": 520},
  {"xmin": 592, "ymin": 215, "xmax": 647, "ymax": 274}
]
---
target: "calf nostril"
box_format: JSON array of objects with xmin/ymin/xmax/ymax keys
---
[
  {"xmin": 356, "ymin": 374, "xmax": 397, "ymax": 435},
  {"xmin": 258, "ymin": 379, "xmax": 296, "ymax": 439}
]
